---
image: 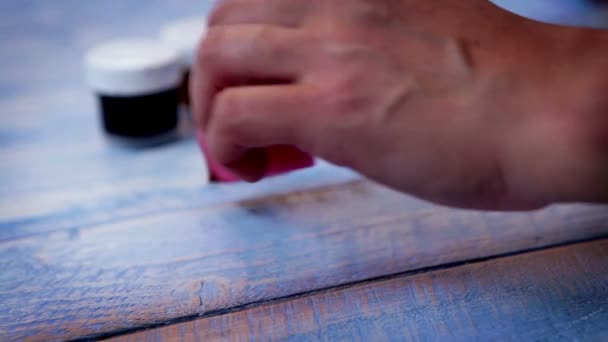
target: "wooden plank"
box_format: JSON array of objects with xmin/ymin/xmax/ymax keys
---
[
  {"xmin": 112, "ymin": 239, "xmax": 608, "ymax": 341},
  {"xmin": 1, "ymin": 180, "xmax": 608, "ymax": 341}
]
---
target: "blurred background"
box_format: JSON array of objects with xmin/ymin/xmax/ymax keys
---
[
  {"xmin": 491, "ymin": 0, "xmax": 608, "ymax": 27},
  {"xmin": 0, "ymin": 1, "xmax": 212, "ymax": 148}
]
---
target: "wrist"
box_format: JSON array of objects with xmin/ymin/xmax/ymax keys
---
[{"xmin": 500, "ymin": 24, "xmax": 608, "ymax": 205}]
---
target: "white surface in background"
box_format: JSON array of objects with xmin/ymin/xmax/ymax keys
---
[
  {"xmin": 490, "ymin": 0, "xmax": 608, "ymax": 27},
  {"xmin": 160, "ymin": 17, "xmax": 208, "ymax": 68}
]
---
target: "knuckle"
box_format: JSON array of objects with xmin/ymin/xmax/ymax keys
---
[
  {"xmin": 214, "ymin": 91, "xmax": 246, "ymax": 137},
  {"xmin": 243, "ymin": 26, "xmax": 276, "ymax": 53},
  {"xmin": 196, "ymin": 31, "xmax": 223, "ymax": 69},
  {"xmin": 316, "ymin": 43, "xmax": 372, "ymax": 114},
  {"xmin": 249, "ymin": 25, "xmax": 273, "ymax": 42},
  {"xmin": 242, "ymin": 26, "xmax": 288, "ymax": 63}
]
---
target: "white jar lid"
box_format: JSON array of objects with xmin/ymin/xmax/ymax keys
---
[
  {"xmin": 160, "ymin": 17, "xmax": 207, "ymax": 67},
  {"xmin": 85, "ymin": 39, "xmax": 183, "ymax": 96}
]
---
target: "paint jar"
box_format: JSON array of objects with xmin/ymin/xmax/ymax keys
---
[
  {"xmin": 160, "ymin": 17, "xmax": 207, "ymax": 107},
  {"xmin": 85, "ymin": 39, "xmax": 183, "ymax": 146}
]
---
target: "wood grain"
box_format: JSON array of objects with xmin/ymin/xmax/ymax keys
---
[
  {"xmin": 0, "ymin": 149, "xmax": 359, "ymax": 241},
  {"xmin": 112, "ymin": 239, "xmax": 608, "ymax": 341},
  {"xmin": 2, "ymin": 179, "xmax": 608, "ymax": 341}
]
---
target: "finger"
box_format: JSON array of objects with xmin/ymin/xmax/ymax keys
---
[
  {"xmin": 224, "ymin": 148, "xmax": 268, "ymax": 182},
  {"xmin": 201, "ymin": 26, "xmax": 308, "ymax": 79},
  {"xmin": 209, "ymin": 0, "xmax": 310, "ymax": 27},
  {"xmin": 205, "ymin": 84, "xmax": 319, "ymax": 179},
  {"xmin": 190, "ymin": 25, "xmax": 310, "ymax": 130},
  {"xmin": 223, "ymin": 145, "xmax": 313, "ymax": 182}
]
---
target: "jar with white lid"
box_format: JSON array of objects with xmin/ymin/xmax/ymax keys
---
[{"xmin": 85, "ymin": 39, "xmax": 183, "ymax": 145}]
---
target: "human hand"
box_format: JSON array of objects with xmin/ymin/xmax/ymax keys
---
[{"xmin": 191, "ymin": 0, "xmax": 608, "ymax": 209}]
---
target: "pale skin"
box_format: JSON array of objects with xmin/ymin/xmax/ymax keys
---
[{"xmin": 191, "ymin": 0, "xmax": 608, "ymax": 210}]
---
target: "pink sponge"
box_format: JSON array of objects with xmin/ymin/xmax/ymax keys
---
[{"xmin": 196, "ymin": 132, "xmax": 314, "ymax": 182}]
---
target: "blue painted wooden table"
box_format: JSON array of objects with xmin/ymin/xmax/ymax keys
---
[{"xmin": 1, "ymin": 1, "xmax": 607, "ymax": 341}]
